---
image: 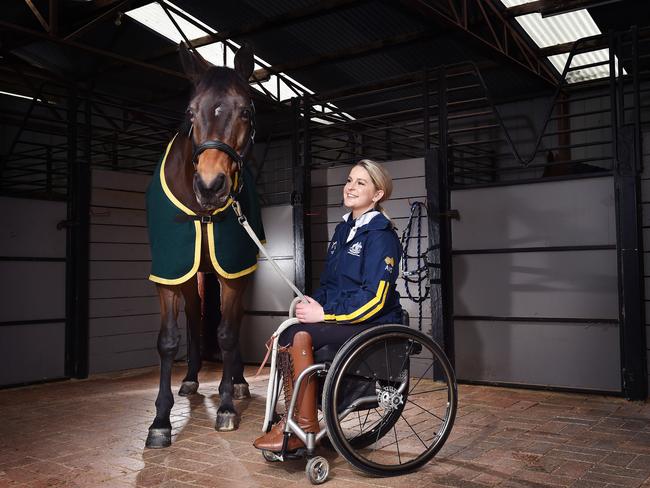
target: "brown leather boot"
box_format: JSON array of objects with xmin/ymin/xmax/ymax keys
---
[{"xmin": 253, "ymin": 332, "xmax": 319, "ymax": 452}]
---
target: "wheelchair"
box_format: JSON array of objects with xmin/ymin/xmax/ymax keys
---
[{"xmin": 260, "ymin": 301, "xmax": 458, "ymax": 484}]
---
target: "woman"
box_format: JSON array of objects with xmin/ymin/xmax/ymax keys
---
[{"xmin": 254, "ymin": 159, "xmax": 403, "ymax": 452}]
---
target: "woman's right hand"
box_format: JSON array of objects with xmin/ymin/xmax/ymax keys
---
[{"xmin": 295, "ymin": 296, "xmax": 325, "ymax": 323}]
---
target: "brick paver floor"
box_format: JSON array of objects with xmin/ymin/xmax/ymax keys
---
[{"xmin": 0, "ymin": 363, "xmax": 649, "ymax": 487}]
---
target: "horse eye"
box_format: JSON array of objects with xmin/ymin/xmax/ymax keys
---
[
  {"xmin": 241, "ymin": 109, "xmax": 251, "ymax": 120},
  {"xmin": 186, "ymin": 109, "xmax": 194, "ymax": 119}
]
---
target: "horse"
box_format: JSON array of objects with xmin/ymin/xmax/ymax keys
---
[{"xmin": 144, "ymin": 43, "xmax": 263, "ymax": 448}]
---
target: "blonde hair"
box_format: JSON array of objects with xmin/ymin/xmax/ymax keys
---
[{"xmin": 355, "ymin": 159, "xmax": 394, "ymax": 224}]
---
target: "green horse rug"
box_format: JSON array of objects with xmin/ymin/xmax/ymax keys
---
[{"xmin": 146, "ymin": 138, "xmax": 265, "ymax": 285}]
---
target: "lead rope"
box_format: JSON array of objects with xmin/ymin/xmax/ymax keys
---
[
  {"xmin": 400, "ymin": 201, "xmax": 431, "ymax": 332},
  {"xmin": 232, "ymin": 200, "xmax": 306, "ymax": 301}
]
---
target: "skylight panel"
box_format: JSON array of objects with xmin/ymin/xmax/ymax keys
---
[
  {"xmin": 125, "ymin": 1, "xmax": 354, "ymax": 123},
  {"xmin": 0, "ymin": 90, "xmax": 38, "ymax": 101},
  {"xmin": 512, "ymin": 9, "xmax": 601, "ymax": 48},
  {"xmin": 499, "ymin": 0, "xmax": 624, "ymax": 84},
  {"xmin": 549, "ymin": 48, "xmax": 623, "ymax": 83},
  {"xmin": 126, "ymin": 2, "xmax": 208, "ymax": 44}
]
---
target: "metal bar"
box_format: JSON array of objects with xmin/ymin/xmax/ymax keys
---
[
  {"xmin": 611, "ymin": 30, "xmax": 647, "ymax": 400},
  {"xmin": 0, "ymin": 21, "xmax": 187, "ymax": 79},
  {"xmin": 450, "ymin": 171, "xmax": 613, "ymax": 190},
  {"xmin": 258, "ymin": 29, "xmax": 437, "ymax": 76},
  {"xmin": 64, "ymin": 0, "xmax": 133, "ymax": 41},
  {"xmin": 24, "ymin": 0, "xmax": 49, "ymax": 32},
  {"xmin": 434, "ymin": 66, "xmax": 454, "ymax": 363},
  {"xmin": 0, "ymin": 318, "xmax": 66, "ymax": 327},
  {"xmin": 452, "ymin": 244, "xmax": 616, "ymax": 255},
  {"xmin": 292, "ymin": 98, "xmax": 306, "ymax": 293},
  {"xmin": 454, "ymin": 315, "xmax": 618, "ymax": 324},
  {"xmin": 64, "ymin": 84, "xmax": 89, "ymax": 380}
]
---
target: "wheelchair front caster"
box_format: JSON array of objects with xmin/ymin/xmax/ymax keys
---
[
  {"xmin": 262, "ymin": 450, "xmax": 282, "ymax": 462},
  {"xmin": 305, "ymin": 456, "xmax": 329, "ymax": 484}
]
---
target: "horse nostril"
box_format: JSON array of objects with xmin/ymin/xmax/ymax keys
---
[{"xmin": 209, "ymin": 173, "xmax": 226, "ymax": 192}]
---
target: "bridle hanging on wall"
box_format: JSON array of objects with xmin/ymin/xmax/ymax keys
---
[{"xmin": 400, "ymin": 201, "xmax": 433, "ymax": 332}]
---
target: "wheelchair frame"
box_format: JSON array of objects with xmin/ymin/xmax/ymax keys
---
[{"xmin": 260, "ymin": 299, "xmax": 457, "ymax": 484}]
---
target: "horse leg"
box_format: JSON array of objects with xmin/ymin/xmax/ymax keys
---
[
  {"xmin": 179, "ymin": 275, "xmax": 201, "ymax": 396},
  {"xmin": 232, "ymin": 347, "xmax": 250, "ymax": 399},
  {"xmin": 146, "ymin": 285, "xmax": 182, "ymax": 448},
  {"xmin": 215, "ymin": 275, "xmax": 248, "ymax": 431}
]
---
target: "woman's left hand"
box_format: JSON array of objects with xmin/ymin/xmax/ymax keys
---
[{"xmin": 295, "ymin": 296, "xmax": 325, "ymax": 323}]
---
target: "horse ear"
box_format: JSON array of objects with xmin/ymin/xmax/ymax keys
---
[
  {"xmin": 179, "ymin": 42, "xmax": 209, "ymax": 84},
  {"xmin": 234, "ymin": 43, "xmax": 254, "ymax": 82}
]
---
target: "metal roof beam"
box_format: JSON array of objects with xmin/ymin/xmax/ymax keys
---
[
  {"xmin": 146, "ymin": 0, "xmax": 367, "ymax": 62},
  {"xmin": 506, "ymin": 0, "xmax": 624, "ymax": 18},
  {"xmin": 398, "ymin": 0, "xmax": 558, "ymax": 86},
  {"xmin": 24, "ymin": 0, "xmax": 50, "ymax": 33},
  {"xmin": 253, "ymin": 29, "xmax": 436, "ymax": 79},
  {"xmin": 0, "ymin": 20, "xmax": 187, "ymax": 79},
  {"xmin": 64, "ymin": 0, "xmax": 134, "ymax": 41},
  {"xmin": 540, "ymin": 28, "xmax": 650, "ymax": 56}
]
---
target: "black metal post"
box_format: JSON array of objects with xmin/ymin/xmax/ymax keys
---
[
  {"xmin": 610, "ymin": 31, "xmax": 647, "ymax": 400},
  {"xmin": 427, "ymin": 68, "xmax": 454, "ymax": 364},
  {"xmin": 64, "ymin": 86, "xmax": 90, "ymax": 379},
  {"xmin": 292, "ymin": 97, "xmax": 311, "ymax": 294}
]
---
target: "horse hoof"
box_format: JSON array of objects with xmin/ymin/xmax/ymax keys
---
[
  {"xmin": 233, "ymin": 383, "xmax": 250, "ymax": 399},
  {"xmin": 215, "ymin": 412, "xmax": 239, "ymax": 431},
  {"xmin": 145, "ymin": 428, "xmax": 172, "ymax": 448},
  {"xmin": 178, "ymin": 381, "xmax": 199, "ymax": 396}
]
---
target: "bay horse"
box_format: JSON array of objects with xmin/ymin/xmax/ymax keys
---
[{"xmin": 144, "ymin": 43, "xmax": 262, "ymax": 448}]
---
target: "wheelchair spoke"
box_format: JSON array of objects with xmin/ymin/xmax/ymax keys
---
[
  {"xmin": 396, "ymin": 340, "xmax": 415, "ymax": 381},
  {"xmin": 408, "ymin": 386, "xmax": 449, "ymax": 396},
  {"xmin": 408, "ymin": 398, "xmax": 446, "ymax": 422},
  {"xmin": 393, "ymin": 425, "xmax": 402, "ymax": 465},
  {"xmin": 407, "ymin": 361, "xmax": 434, "ymax": 396},
  {"xmin": 400, "ymin": 413, "xmax": 428, "ymax": 450},
  {"xmin": 384, "ymin": 340, "xmax": 392, "ymax": 384}
]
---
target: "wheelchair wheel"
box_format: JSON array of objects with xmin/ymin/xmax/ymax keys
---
[{"xmin": 322, "ymin": 324, "xmax": 457, "ymax": 477}]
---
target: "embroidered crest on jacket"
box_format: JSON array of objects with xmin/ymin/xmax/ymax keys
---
[{"xmin": 348, "ymin": 241, "xmax": 363, "ymax": 256}]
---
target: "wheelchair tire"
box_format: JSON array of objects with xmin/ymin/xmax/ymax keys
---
[{"xmin": 322, "ymin": 324, "xmax": 457, "ymax": 477}]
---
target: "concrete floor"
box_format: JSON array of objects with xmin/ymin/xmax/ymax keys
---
[{"xmin": 0, "ymin": 363, "xmax": 649, "ymax": 488}]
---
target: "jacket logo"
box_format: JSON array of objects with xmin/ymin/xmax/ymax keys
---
[
  {"xmin": 329, "ymin": 241, "xmax": 338, "ymax": 254},
  {"xmin": 348, "ymin": 241, "xmax": 363, "ymax": 256},
  {"xmin": 384, "ymin": 256, "xmax": 394, "ymax": 273}
]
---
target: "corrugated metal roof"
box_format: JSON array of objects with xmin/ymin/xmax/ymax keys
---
[{"xmin": 499, "ymin": 0, "xmax": 622, "ymax": 84}]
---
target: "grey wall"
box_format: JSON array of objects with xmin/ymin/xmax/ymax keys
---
[
  {"xmin": 89, "ymin": 169, "xmax": 186, "ymax": 373},
  {"xmin": 452, "ymin": 176, "xmax": 621, "ymax": 391},
  {"xmin": 240, "ymin": 204, "xmax": 296, "ymax": 363},
  {"xmin": 0, "ymin": 197, "xmax": 66, "ymax": 386}
]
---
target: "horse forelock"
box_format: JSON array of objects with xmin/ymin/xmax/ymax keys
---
[{"xmin": 195, "ymin": 67, "xmax": 250, "ymax": 98}]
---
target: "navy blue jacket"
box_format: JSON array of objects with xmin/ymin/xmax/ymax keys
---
[{"xmin": 312, "ymin": 211, "xmax": 403, "ymax": 324}]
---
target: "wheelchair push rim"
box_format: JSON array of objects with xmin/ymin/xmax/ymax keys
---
[{"xmin": 322, "ymin": 325, "xmax": 457, "ymax": 477}]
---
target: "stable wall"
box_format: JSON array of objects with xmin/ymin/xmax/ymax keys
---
[
  {"xmin": 0, "ymin": 197, "xmax": 67, "ymax": 386},
  {"xmin": 451, "ymin": 176, "xmax": 620, "ymax": 391}
]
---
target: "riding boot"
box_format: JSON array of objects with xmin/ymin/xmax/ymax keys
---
[{"xmin": 253, "ymin": 331, "xmax": 318, "ymax": 452}]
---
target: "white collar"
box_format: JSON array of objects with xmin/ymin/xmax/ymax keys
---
[{"xmin": 343, "ymin": 211, "xmax": 380, "ymax": 243}]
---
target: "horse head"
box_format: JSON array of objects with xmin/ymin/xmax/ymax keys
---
[{"xmin": 179, "ymin": 43, "xmax": 255, "ymax": 211}]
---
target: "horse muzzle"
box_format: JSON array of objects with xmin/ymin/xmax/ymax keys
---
[{"xmin": 193, "ymin": 172, "xmax": 230, "ymax": 210}]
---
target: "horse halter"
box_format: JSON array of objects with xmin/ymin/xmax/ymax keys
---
[{"xmin": 187, "ymin": 100, "xmax": 256, "ymax": 199}]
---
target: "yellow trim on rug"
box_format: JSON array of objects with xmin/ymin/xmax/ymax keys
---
[
  {"xmin": 207, "ymin": 221, "xmax": 258, "ymax": 279},
  {"xmin": 149, "ymin": 220, "xmax": 202, "ymax": 285}
]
